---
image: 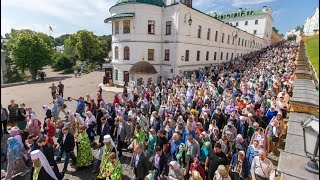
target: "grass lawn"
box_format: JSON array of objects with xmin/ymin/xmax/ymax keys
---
[{"xmin": 305, "ymin": 35, "xmax": 319, "ymax": 78}]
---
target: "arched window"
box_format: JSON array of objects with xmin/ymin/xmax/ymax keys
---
[
  {"xmin": 115, "ymin": 46, "xmax": 119, "ymax": 60},
  {"xmin": 124, "ymin": 46, "xmax": 130, "ymax": 60}
]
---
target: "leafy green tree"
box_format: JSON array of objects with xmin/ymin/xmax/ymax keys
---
[
  {"xmin": 52, "ymin": 52, "xmax": 75, "ymax": 71},
  {"xmin": 54, "ymin": 34, "xmax": 71, "ymax": 46},
  {"xmin": 288, "ymin": 34, "xmax": 297, "ymax": 41},
  {"xmin": 9, "ymin": 31, "xmax": 53, "ymax": 80},
  {"xmin": 272, "ymin": 27, "xmax": 279, "ymax": 33}
]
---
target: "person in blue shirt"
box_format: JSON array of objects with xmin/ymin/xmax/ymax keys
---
[
  {"xmin": 76, "ymin": 97, "xmax": 86, "ymax": 119},
  {"xmin": 170, "ymin": 133, "xmax": 182, "ymax": 160},
  {"xmin": 182, "ymin": 125, "xmax": 196, "ymax": 144},
  {"xmin": 264, "ymin": 106, "xmax": 278, "ymax": 124}
]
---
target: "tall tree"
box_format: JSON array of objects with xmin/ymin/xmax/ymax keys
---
[
  {"xmin": 54, "ymin": 34, "xmax": 71, "ymax": 46},
  {"xmin": 9, "ymin": 31, "xmax": 53, "ymax": 80}
]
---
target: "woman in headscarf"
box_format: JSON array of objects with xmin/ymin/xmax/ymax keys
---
[
  {"xmin": 230, "ymin": 150, "xmax": 250, "ymax": 180},
  {"xmin": 67, "ymin": 110, "xmax": 76, "ymax": 135},
  {"xmin": 26, "ymin": 114, "xmax": 41, "ymax": 137},
  {"xmin": 213, "ymin": 165, "xmax": 231, "ymax": 180},
  {"xmin": 164, "ymin": 161, "xmax": 184, "ymax": 180},
  {"xmin": 232, "ymin": 134, "xmax": 248, "ymax": 154},
  {"xmin": 42, "ymin": 105, "xmax": 52, "ymax": 134},
  {"xmin": 246, "ymin": 139, "xmax": 261, "ymax": 171},
  {"xmin": 4, "ymin": 137, "xmax": 30, "ymax": 180},
  {"xmin": 175, "ymin": 143, "xmax": 187, "ymax": 171},
  {"xmin": 45, "ymin": 118, "xmax": 56, "ymax": 146},
  {"xmin": 96, "ymin": 135, "xmax": 117, "ymax": 179},
  {"xmin": 146, "ymin": 128, "xmax": 157, "ymax": 157},
  {"xmin": 189, "ymin": 158, "xmax": 206, "ymax": 180},
  {"xmin": 8, "ymin": 126, "xmax": 28, "ymax": 160},
  {"xmin": 250, "ymin": 127, "xmax": 269, "ymax": 153},
  {"xmin": 75, "ymin": 125, "xmax": 93, "ymax": 169},
  {"xmin": 104, "ymin": 152, "xmax": 122, "ymax": 180},
  {"xmin": 200, "ymin": 142, "xmax": 212, "ymax": 165},
  {"xmin": 30, "ymin": 150, "xmax": 58, "ymax": 180}
]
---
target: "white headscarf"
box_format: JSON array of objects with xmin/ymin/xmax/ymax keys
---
[
  {"xmin": 75, "ymin": 113, "xmax": 84, "ymax": 125},
  {"xmin": 103, "ymin": 135, "xmax": 118, "ymax": 158},
  {"xmin": 30, "ymin": 150, "xmax": 58, "ymax": 180},
  {"xmin": 67, "ymin": 110, "xmax": 74, "ymax": 118},
  {"xmin": 43, "ymin": 105, "xmax": 51, "ymax": 111},
  {"xmin": 169, "ymin": 161, "xmax": 180, "ymax": 170}
]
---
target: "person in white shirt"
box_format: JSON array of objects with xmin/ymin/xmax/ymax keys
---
[{"xmin": 250, "ymin": 149, "xmax": 275, "ymax": 180}]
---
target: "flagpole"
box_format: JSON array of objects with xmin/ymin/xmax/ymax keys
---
[{"xmin": 49, "ymin": 25, "xmax": 51, "ymax": 37}]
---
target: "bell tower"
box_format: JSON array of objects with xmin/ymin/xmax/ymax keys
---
[{"xmin": 181, "ymin": 0, "xmax": 192, "ymax": 8}]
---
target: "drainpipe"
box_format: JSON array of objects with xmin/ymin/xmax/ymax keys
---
[
  {"xmin": 160, "ymin": 6, "xmax": 164, "ymax": 77},
  {"xmin": 173, "ymin": 5, "xmax": 181, "ymax": 77}
]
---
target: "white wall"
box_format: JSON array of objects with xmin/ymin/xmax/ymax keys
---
[{"xmin": 108, "ymin": 3, "xmax": 267, "ymax": 85}]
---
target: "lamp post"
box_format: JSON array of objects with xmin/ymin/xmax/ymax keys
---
[
  {"xmin": 184, "ymin": 12, "xmax": 192, "ymax": 36},
  {"xmin": 301, "ymin": 116, "xmax": 319, "ymax": 174}
]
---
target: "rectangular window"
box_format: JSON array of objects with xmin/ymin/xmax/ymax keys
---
[
  {"xmin": 115, "ymin": 21, "xmax": 119, "ymax": 34},
  {"xmin": 227, "ymin": 35, "xmax": 230, "ymax": 44},
  {"xmin": 185, "ymin": 50, "xmax": 189, "ymax": 61},
  {"xmin": 215, "ymin": 31, "xmax": 218, "ymax": 42},
  {"xmin": 214, "ymin": 52, "xmax": 217, "ymax": 60},
  {"xmin": 245, "ymin": 40, "xmax": 247, "ymax": 47},
  {"xmin": 123, "ymin": 20, "xmax": 130, "ymax": 34},
  {"xmin": 242, "ymin": 39, "xmax": 244, "ymax": 46},
  {"xmin": 206, "ymin": 51, "xmax": 209, "ymax": 61},
  {"xmin": 255, "ymin": 20, "xmax": 258, "ymax": 25},
  {"xmin": 226, "ymin": 53, "xmax": 229, "ymax": 60},
  {"xmin": 197, "ymin": 51, "xmax": 200, "ymax": 61},
  {"xmin": 166, "ymin": 21, "xmax": 172, "ymax": 35},
  {"xmin": 198, "ymin": 26, "xmax": 202, "ymax": 38},
  {"xmin": 231, "ymin": 53, "xmax": 233, "ymax": 60},
  {"xmin": 220, "ymin": 52, "xmax": 223, "ymax": 60},
  {"xmin": 236, "ymin": 22, "xmax": 239, "ymax": 26},
  {"xmin": 232, "ymin": 36, "xmax": 235, "ymax": 45},
  {"xmin": 245, "ymin": 21, "xmax": 248, "ymax": 26},
  {"xmin": 148, "ymin": 49, "xmax": 154, "ymax": 60},
  {"xmin": 238, "ymin": 38, "xmax": 241, "ymax": 45},
  {"xmin": 148, "ymin": 20, "xmax": 155, "ymax": 34},
  {"xmin": 222, "ymin": 33, "xmax": 225, "ymax": 43},
  {"xmin": 207, "ymin": 28, "xmax": 211, "ymax": 40},
  {"xmin": 115, "ymin": 69, "xmax": 118, "ymax": 80},
  {"xmin": 164, "ymin": 49, "xmax": 170, "ymax": 61},
  {"xmin": 237, "ymin": 53, "xmax": 239, "ymax": 58},
  {"xmin": 253, "ymin": 30, "xmax": 257, "ymax": 34}
]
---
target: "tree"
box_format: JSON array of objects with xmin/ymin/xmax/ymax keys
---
[
  {"xmin": 295, "ymin": 25, "xmax": 304, "ymax": 32},
  {"xmin": 288, "ymin": 34, "xmax": 297, "ymax": 41},
  {"xmin": 9, "ymin": 31, "xmax": 53, "ymax": 80},
  {"xmin": 54, "ymin": 34, "xmax": 71, "ymax": 46},
  {"xmin": 272, "ymin": 27, "xmax": 279, "ymax": 33},
  {"xmin": 52, "ymin": 53, "xmax": 75, "ymax": 71}
]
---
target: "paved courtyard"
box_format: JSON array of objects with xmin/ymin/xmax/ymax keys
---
[{"xmin": 1, "ymin": 67, "xmax": 135, "ymax": 180}]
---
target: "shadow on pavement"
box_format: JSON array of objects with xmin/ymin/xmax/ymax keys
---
[{"xmin": 27, "ymin": 76, "xmax": 74, "ymax": 85}]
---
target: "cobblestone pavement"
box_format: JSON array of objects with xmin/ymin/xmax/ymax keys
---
[{"xmin": 1, "ymin": 67, "xmax": 137, "ymax": 179}]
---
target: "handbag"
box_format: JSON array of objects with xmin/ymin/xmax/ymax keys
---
[{"xmin": 271, "ymin": 135, "xmax": 279, "ymax": 142}]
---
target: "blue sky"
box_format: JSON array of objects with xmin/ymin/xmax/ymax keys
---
[{"xmin": 1, "ymin": 0, "xmax": 319, "ymax": 37}]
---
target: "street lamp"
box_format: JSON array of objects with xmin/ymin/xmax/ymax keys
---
[
  {"xmin": 184, "ymin": 12, "xmax": 192, "ymax": 26},
  {"xmin": 301, "ymin": 116, "xmax": 319, "ymax": 174}
]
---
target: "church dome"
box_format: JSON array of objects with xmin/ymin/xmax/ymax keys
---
[
  {"xmin": 115, "ymin": 0, "xmax": 165, "ymax": 7},
  {"xmin": 129, "ymin": 60, "xmax": 158, "ymax": 74}
]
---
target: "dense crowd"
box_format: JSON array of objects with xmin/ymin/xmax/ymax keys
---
[{"xmin": 1, "ymin": 40, "xmax": 298, "ymax": 180}]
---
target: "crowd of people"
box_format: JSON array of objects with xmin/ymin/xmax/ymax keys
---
[{"xmin": 1, "ymin": 40, "xmax": 298, "ymax": 180}]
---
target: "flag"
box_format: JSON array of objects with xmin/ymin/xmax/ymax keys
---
[{"xmin": 49, "ymin": 25, "xmax": 53, "ymax": 32}]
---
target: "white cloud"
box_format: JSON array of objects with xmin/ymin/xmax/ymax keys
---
[{"xmin": 232, "ymin": 0, "xmax": 277, "ymax": 7}]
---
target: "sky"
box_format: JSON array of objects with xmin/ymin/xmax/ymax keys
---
[{"xmin": 1, "ymin": 0, "xmax": 319, "ymax": 38}]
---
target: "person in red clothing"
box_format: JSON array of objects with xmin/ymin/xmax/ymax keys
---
[
  {"xmin": 113, "ymin": 94, "xmax": 120, "ymax": 105},
  {"xmin": 189, "ymin": 158, "xmax": 206, "ymax": 180},
  {"xmin": 96, "ymin": 92, "xmax": 103, "ymax": 109},
  {"xmin": 45, "ymin": 118, "xmax": 56, "ymax": 147}
]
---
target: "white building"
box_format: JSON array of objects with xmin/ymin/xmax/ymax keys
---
[
  {"xmin": 214, "ymin": 6, "xmax": 273, "ymax": 46},
  {"xmin": 105, "ymin": 0, "xmax": 268, "ymax": 86},
  {"xmin": 55, "ymin": 45, "xmax": 64, "ymax": 53},
  {"xmin": 303, "ymin": 7, "xmax": 319, "ymax": 36},
  {"xmin": 285, "ymin": 29, "xmax": 301, "ymax": 44}
]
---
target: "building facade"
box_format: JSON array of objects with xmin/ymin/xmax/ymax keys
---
[
  {"xmin": 1, "ymin": 50, "xmax": 8, "ymax": 84},
  {"xmin": 106, "ymin": 0, "xmax": 268, "ymax": 86},
  {"xmin": 285, "ymin": 29, "xmax": 301, "ymax": 44},
  {"xmin": 303, "ymin": 7, "xmax": 319, "ymax": 36},
  {"xmin": 215, "ymin": 6, "xmax": 273, "ymax": 45},
  {"xmin": 271, "ymin": 28, "xmax": 283, "ymax": 45}
]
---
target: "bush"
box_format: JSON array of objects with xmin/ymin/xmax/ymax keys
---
[
  {"xmin": 52, "ymin": 54, "xmax": 75, "ymax": 71},
  {"xmin": 62, "ymin": 68, "xmax": 74, "ymax": 74},
  {"xmin": 6, "ymin": 68, "xmax": 25, "ymax": 83}
]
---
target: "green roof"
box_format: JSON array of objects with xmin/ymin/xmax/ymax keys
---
[
  {"xmin": 104, "ymin": 13, "xmax": 135, "ymax": 22},
  {"xmin": 214, "ymin": 9, "xmax": 265, "ymax": 20},
  {"xmin": 115, "ymin": 0, "xmax": 165, "ymax": 7}
]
